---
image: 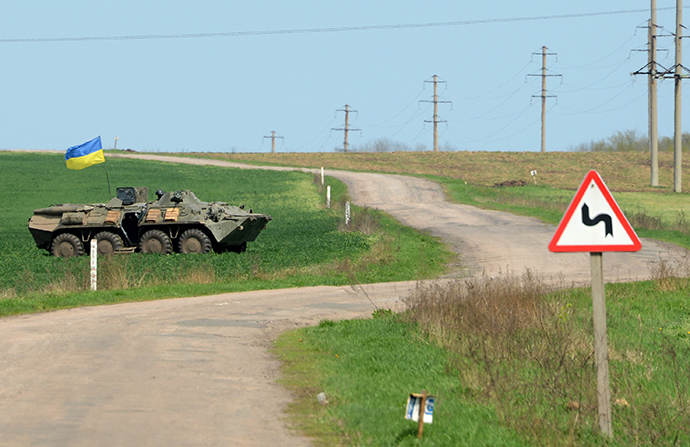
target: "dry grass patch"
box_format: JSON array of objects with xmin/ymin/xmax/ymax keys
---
[
  {"xmin": 190, "ymin": 150, "xmax": 690, "ymax": 192},
  {"xmin": 404, "ymin": 272, "xmax": 597, "ymax": 442}
]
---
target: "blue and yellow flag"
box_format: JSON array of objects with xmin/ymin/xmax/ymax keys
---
[{"xmin": 65, "ymin": 136, "xmax": 105, "ymax": 170}]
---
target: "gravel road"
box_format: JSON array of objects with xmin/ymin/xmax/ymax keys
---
[{"xmin": 1, "ymin": 154, "xmax": 685, "ymax": 446}]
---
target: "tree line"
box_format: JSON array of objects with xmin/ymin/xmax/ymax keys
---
[{"xmin": 570, "ymin": 130, "xmax": 690, "ymax": 152}]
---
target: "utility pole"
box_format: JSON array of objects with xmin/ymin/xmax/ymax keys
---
[
  {"xmin": 656, "ymin": 0, "xmax": 688, "ymax": 192},
  {"xmin": 263, "ymin": 130, "xmax": 284, "ymax": 154},
  {"xmin": 528, "ymin": 47, "xmax": 561, "ymax": 152},
  {"xmin": 420, "ymin": 75, "xmax": 451, "ymax": 152},
  {"xmin": 650, "ymin": 0, "xmax": 659, "ymax": 186},
  {"xmin": 674, "ymin": 0, "xmax": 683, "ymax": 192},
  {"xmin": 632, "ymin": 0, "xmax": 662, "ymax": 186},
  {"xmin": 332, "ymin": 104, "xmax": 360, "ymax": 152}
]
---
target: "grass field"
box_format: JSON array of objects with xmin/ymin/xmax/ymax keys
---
[
  {"xmin": 0, "ymin": 151, "xmax": 450, "ymax": 315},
  {"xmin": 277, "ymin": 274, "xmax": 690, "ymax": 446},
  {"xmin": 190, "ymin": 150, "xmax": 690, "ymax": 249}
]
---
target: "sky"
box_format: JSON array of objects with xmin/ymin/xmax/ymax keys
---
[{"xmin": 0, "ymin": 1, "xmax": 686, "ymax": 153}]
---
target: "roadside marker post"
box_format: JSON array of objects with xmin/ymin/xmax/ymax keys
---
[
  {"xmin": 405, "ymin": 390, "xmax": 435, "ymax": 439},
  {"xmin": 321, "ymin": 167, "xmax": 324, "ymax": 185},
  {"xmin": 549, "ymin": 170, "xmax": 641, "ymax": 438},
  {"xmin": 326, "ymin": 185, "xmax": 331, "ymax": 209},
  {"xmin": 90, "ymin": 239, "xmax": 97, "ymax": 291}
]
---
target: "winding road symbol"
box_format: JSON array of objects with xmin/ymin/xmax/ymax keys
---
[
  {"xmin": 548, "ymin": 170, "xmax": 641, "ymax": 252},
  {"xmin": 581, "ymin": 203, "xmax": 613, "ymax": 237}
]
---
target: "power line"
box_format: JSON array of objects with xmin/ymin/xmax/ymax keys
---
[
  {"xmin": 450, "ymin": 60, "xmax": 533, "ymax": 101},
  {"xmin": 361, "ymin": 88, "xmax": 426, "ymax": 128},
  {"xmin": 0, "ymin": 8, "xmax": 677, "ymax": 43}
]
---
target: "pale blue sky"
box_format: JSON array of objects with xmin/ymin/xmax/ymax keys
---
[{"xmin": 0, "ymin": 1, "xmax": 685, "ymax": 153}]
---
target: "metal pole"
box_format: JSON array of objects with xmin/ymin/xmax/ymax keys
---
[
  {"xmin": 541, "ymin": 46, "xmax": 547, "ymax": 153},
  {"xmin": 590, "ymin": 252, "xmax": 613, "ymax": 437},
  {"xmin": 650, "ymin": 1, "xmax": 659, "ymax": 186},
  {"xmin": 433, "ymin": 76, "xmax": 439, "ymax": 152},
  {"xmin": 674, "ymin": 0, "xmax": 683, "ymax": 192},
  {"xmin": 113, "ymin": 136, "xmax": 119, "ymax": 151}
]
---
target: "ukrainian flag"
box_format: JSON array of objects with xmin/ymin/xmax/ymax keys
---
[{"xmin": 65, "ymin": 136, "xmax": 105, "ymax": 170}]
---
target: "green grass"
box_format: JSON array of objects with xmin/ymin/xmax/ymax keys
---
[
  {"xmin": 0, "ymin": 152, "xmax": 451, "ymax": 315},
  {"xmin": 276, "ymin": 277, "xmax": 690, "ymax": 446},
  {"xmin": 433, "ymin": 176, "xmax": 690, "ymax": 249},
  {"xmin": 274, "ymin": 312, "xmax": 529, "ymax": 446}
]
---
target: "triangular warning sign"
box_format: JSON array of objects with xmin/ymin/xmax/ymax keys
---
[{"xmin": 549, "ymin": 170, "xmax": 641, "ymax": 252}]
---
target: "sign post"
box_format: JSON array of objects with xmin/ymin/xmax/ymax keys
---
[
  {"xmin": 549, "ymin": 170, "xmax": 641, "ymax": 438},
  {"xmin": 405, "ymin": 391, "xmax": 435, "ymax": 439},
  {"xmin": 590, "ymin": 252, "xmax": 612, "ymax": 435}
]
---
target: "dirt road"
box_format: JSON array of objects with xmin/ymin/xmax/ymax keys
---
[{"xmin": 0, "ymin": 154, "xmax": 685, "ymax": 446}]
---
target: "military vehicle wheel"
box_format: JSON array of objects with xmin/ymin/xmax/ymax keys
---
[
  {"xmin": 139, "ymin": 229, "xmax": 172, "ymax": 254},
  {"xmin": 178, "ymin": 229, "xmax": 212, "ymax": 254},
  {"xmin": 94, "ymin": 231, "xmax": 123, "ymax": 255},
  {"xmin": 51, "ymin": 233, "xmax": 85, "ymax": 258}
]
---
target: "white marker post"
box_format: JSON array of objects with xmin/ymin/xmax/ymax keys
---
[
  {"xmin": 90, "ymin": 239, "xmax": 98, "ymax": 291},
  {"xmin": 549, "ymin": 170, "xmax": 641, "ymax": 438},
  {"xmin": 321, "ymin": 167, "xmax": 324, "ymax": 185},
  {"xmin": 345, "ymin": 201, "xmax": 351, "ymax": 226},
  {"xmin": 326, "ymin": 185, "xmax": 331, "ymax": 209}
]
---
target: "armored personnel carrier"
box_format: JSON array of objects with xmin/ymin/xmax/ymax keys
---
[{"xmin": 28, "ymin": 187, "xmax": 272, "ymax": 257}]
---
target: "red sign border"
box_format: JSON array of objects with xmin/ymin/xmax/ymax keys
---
[{"xmin": 548, "ymin": 170, "xmax": 642, "ymax": 253}]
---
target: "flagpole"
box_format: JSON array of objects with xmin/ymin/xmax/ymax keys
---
[{"xmin": 103, "ymin": 162, "xmax": 112, "ymax": 198}]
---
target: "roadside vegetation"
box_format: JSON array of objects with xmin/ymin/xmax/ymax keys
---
[
  {"xmin": 277, "ymin": 268, "xmax": 690, "ymax": 446},
  {"xmin": 570, "ymin": 129, "xmax": 690, "ymax": 153},
  {"xmin": 0, "ymin": 152, "xmax": 450, "ymax": 315}
]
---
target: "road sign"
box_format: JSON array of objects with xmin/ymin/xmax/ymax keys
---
[
  {"xmin": 549, "ymin": 170, "xmax": 641, "ymax": 252},
  {"xmin": 405, "ymin": 394, "xmax": 435, "ymax": 423},
  {"xmin": 548, "ymin": 170, "xmax": 642, "ymax": 438}
]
